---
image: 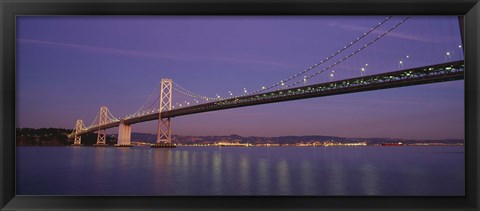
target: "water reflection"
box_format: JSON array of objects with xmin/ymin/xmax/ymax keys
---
[
  {"xmin": 200, "ymin": 151, "xmax": 209, "ymax": 181},
  {"xmin": 94, "ymin": 147, "xmax": 107, "ymax": 173},
  {"xmin": 69, "ymin": 147, "xmax": 83, "ymax": 184},
  {"xmin": 239, "ymin": 155, "xmax": 251, "ymax": 194},
  {"xmin": 180, "ymin": 150, "xmax": 190, "ymax": 181},
  {"xmin": 16, "ymin": 146, "xmax": 465, "ymax": 196},
  {"xmin": 329, "ymin": 162, "xmax": 346, "ymax": 195},
  {"xmin": 276, "ymin": 159, "xmax": 291, "ymax": 194},
  {"xmin": 257, "ymin": 158, "xmax": 270, "ymax": 195},
  {"xmin": 152, "ymin": 149, "xmax": 173, "ymax": 192},
  {"xmin": 117, "ymin": 148, "xmax": 129, "ymax": 184},
  {"xmin": 174, "ymin": 150, "xmax": 181, "ymax": 166},
  {"xmin": 404, "ymin": 165, "xmax": 429, "ymax": 194},
  {"xmin": 300, "ymin": 160, "xmax": 315, "ymax": 195},
  {"xmin": 224, "ymin": 154, "xmax": 235, "ymax": 192},
  {"xmin": 190, "ymin": 151, "xmax": 198, "ymax": 167},
  {"xmin": 360, "ymin": 163, "xmax": 379, "ymax": 195},
  {"xmin": 211, "ymin": 150, "xmax": 223, "ymax": 194}
]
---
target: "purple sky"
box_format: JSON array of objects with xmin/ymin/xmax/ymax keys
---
[{"xmin": 16, "ymin": 16, "xmax": 464, "ymax": 140}]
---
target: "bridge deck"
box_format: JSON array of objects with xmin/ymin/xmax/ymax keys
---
[{"xmin": 77, "ymin": 60, "xmax": 464, "ymax": 135}]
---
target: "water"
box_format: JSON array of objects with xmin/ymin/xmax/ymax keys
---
[{"xmin": 16, "ymin": 146, "xmax": 464, "ymax": 196}]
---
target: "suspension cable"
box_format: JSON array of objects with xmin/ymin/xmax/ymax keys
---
[
  {"xmin": 132, "ymin": 84, "xmax": 160, "ymax": 115},
  {"xmin": 172, "ymin": 81, "xmax": 217, "ymax": 100},
  {"xmin": 107, "ymin": 109, "xmax": 118, "ymax": 122},
  {"xmin": 245, "ymin": 16, "xmax": 393, "ymax": 96},
  {"xmin": 86, "ymin": 111, "xmax": 99, "ymax": 128},
  {"xmin": 285, "ymin": 16, "xmax": 411, "ymax": 88},
  {"xmin": 145, "ymin": 94, "xmax": 160, "ymax": 112}
]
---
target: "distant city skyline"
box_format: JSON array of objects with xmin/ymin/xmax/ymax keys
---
[{"xmin": 16, "ymin": 16, "xmax": 464, "ymax": 140}]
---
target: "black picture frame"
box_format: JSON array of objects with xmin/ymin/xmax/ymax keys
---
[{"xmin": 1, "ymin": 0, "xmax": 479, "ymax": 210}]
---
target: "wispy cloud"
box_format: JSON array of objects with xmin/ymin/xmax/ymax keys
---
[
  {"xmin": 328, "ymin": 23, "xmax": 440, "ymax": 44},
  {"xmin": 18, "ymin": 38, "xmax": 292, "ymax": 68}
]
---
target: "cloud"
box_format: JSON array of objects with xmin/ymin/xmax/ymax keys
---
[
  {"xmin": 17, "ymin": 38, "xmax": 292, "ymax": 68},
  {"xmin": 328, "ymin": 23, "xmax": 440, "ymax": 44}
]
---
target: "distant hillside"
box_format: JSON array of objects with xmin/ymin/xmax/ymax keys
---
[
  {"xmin": 121, "ymin": 133, "xmax": 464, "ymax": 145},
  {"xmin": 16, "ymin": 128, "xmax": 464, "ymax": 146}
]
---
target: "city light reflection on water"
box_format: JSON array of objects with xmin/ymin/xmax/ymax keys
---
[
  {"xmin": 17, "ymin": 146, "xmax": 464, "ymax": 196},
  {"xmin": 277, "ymin": 159, "xmax": 291, "ymax": 194}
]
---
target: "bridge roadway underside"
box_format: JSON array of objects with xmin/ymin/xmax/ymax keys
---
[{"xmin": 78, "ymin": 60, "xmax": 464, "ymax": 134}]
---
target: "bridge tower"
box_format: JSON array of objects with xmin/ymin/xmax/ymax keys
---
[
  {"xmin": 152, "ymin": 78, "xmax": 175, "ymax": 148},
  {"xmin": 73, "ymin": 119, "xmax": 84, "ymax": 146},
  {"xmin": 95, "ymin": 106, "xmax": 109, "ymax": 146}
]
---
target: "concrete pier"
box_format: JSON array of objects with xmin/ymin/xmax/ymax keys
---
[{"xmin": 116, "ymin": 121, "xmax": 132, "ymax": 147}]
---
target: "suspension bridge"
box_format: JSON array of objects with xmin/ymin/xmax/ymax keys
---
[{"xmin": 68, "ymin": 16, "xmax": 465, "ymax": 148}]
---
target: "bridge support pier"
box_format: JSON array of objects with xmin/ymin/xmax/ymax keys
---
[{"xmin": 115, "ymin": 121, "xmax": 132, "ymax": 147}]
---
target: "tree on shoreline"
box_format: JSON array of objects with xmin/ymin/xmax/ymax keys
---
[{"xmin": 16, "ymin": 128, "xmax": 116, "ymax": 146}]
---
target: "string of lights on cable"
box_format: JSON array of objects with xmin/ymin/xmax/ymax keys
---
[{"xmin": 284, "ymin": 16, "xmax": 411, "ymax": 88}]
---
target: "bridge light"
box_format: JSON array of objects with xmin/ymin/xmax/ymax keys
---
[
  {"xmin": 365, "ymin": 63, "xmax": 368, "ymax": 66},
  {"xmin": 406, "ymin": 55, "xmax": 409, "ymax": 59},
  {"xmin": 446, "ymin": 52, "xmax": 450, "ymax": 56},
  {"xmin": 458, "ymin": 45, "xmax": 462, "ymax": 48},
  {"xmin": 399, "ymin": 60, "xmax": 403, "ymax": 64}
]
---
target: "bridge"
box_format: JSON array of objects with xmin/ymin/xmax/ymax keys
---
[{"xmin": 69, "ymin": 16, "xmax": 465, "ymax": 147}]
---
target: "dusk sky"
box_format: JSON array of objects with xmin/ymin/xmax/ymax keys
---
[{"xmin": 16, "ymin": 16, "xmax": 464, "ymax": 140}]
